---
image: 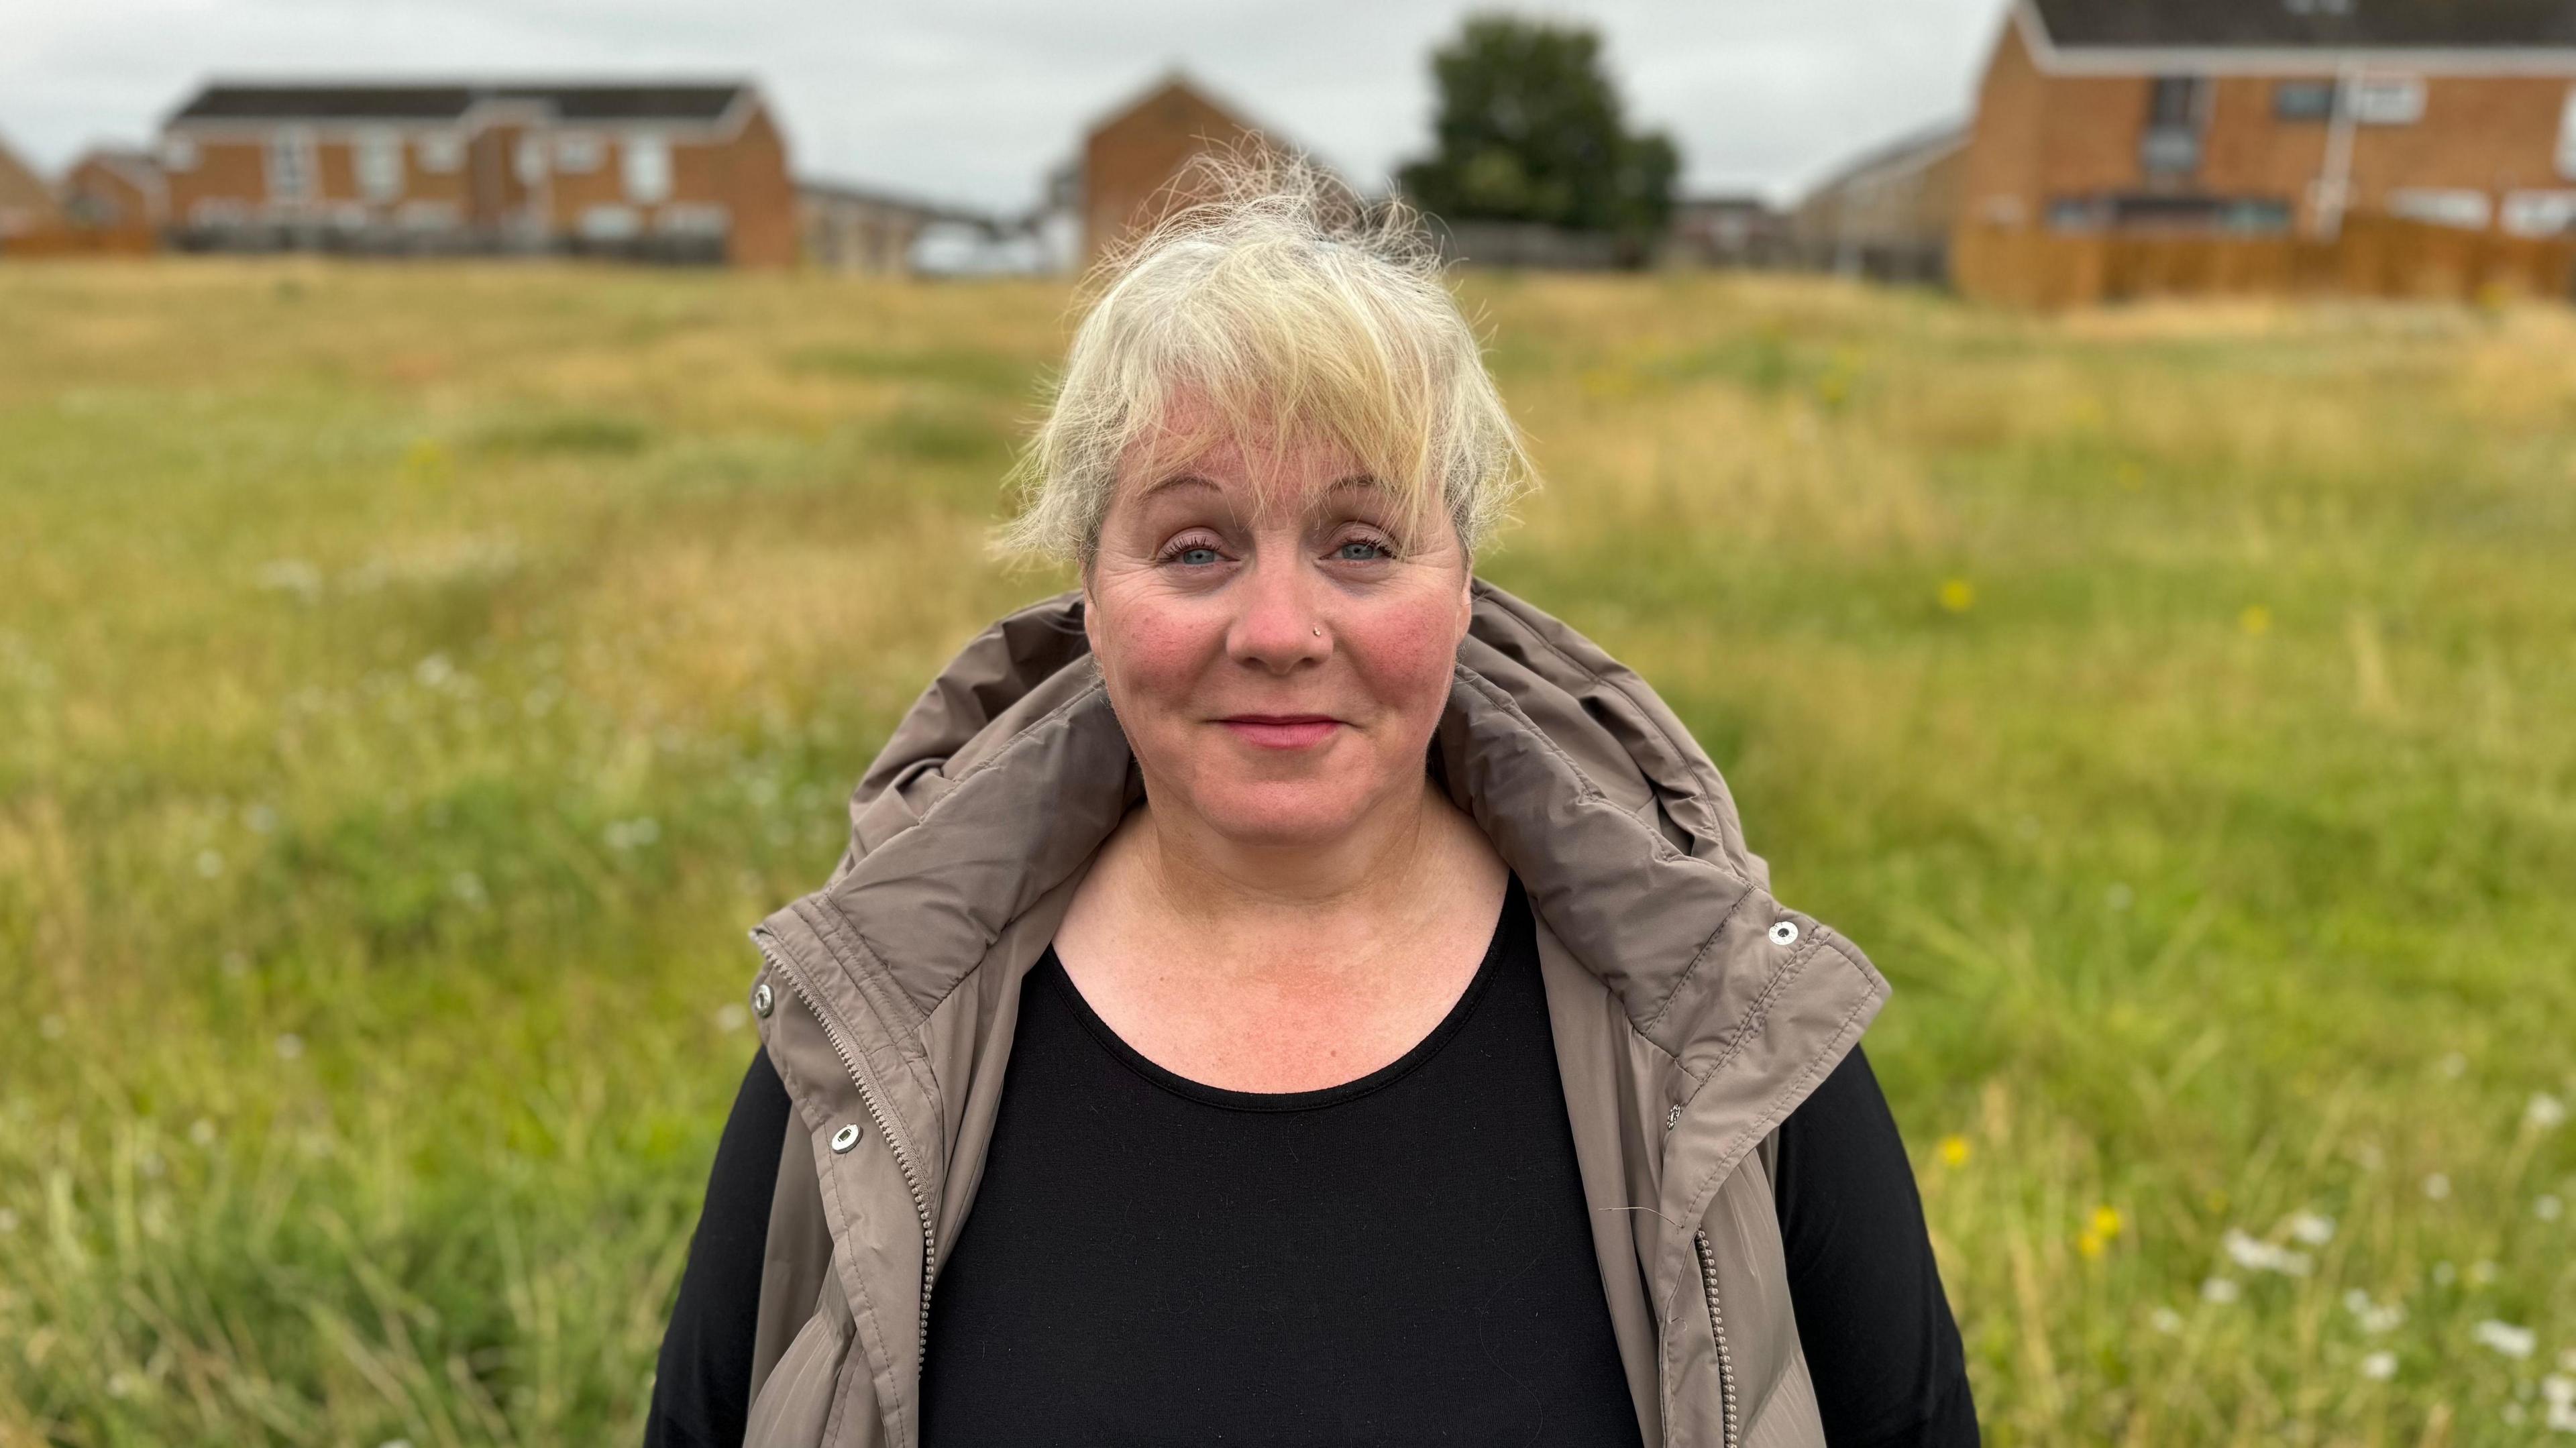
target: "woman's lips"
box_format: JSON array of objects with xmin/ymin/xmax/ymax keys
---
[{"xmin": 1217, "ymin": 716, "xmax": 1342, "ymax": 749}]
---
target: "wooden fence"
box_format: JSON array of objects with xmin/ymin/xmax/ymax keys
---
[
  {"xmin": 0, "ymin": 227, "xmax": 159, "ymax": 260},
  {"xmin": 1953, "ymin": 213, "xmax": 2576, "ymax": 308}
]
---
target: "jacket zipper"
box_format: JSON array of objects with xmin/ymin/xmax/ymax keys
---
[
  {"xmin": 1692, "ymin": 1229, "xmax": 1741, "ymax": 1448},
  {"xmin": 753, "ymin": 928, "xmax": 938, "ymax": 1370}
]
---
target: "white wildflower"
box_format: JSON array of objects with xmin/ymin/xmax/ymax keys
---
[
  {"xmin": 2439, "ymin": 1052, "xmax": 2467, "ymax": 1078},
  {"xmin": 38, "ymin": 1015, "xmax": 64, "ymax": 1041},
  {"xmin": 195, "ymin": 849, "xmax": 224, "ymax": 879},
  {"xmin": 2222, "ymin": 1228, "xmax": 2314, "ymax": 1276},
  {"xmin": 274, "ymin": 1032, "xmax": 305, "ymax": 1061},
  {"xmin": 2287, "ymin": 1210, "xmax": 2336, "ymax": 1245},
  {"xmin": 0, "ymin": 1208, "xmax": 18, "ymax": 1234},
  {"xmin": 714, "ymin": 1003, "xmax": 749, "ymax": 1034},
  {"xmin": 2360, "ymin": 1351, "xmax": 2397, "ymax": 1382},
  {"xmin": 2473, "ymin": 1319, "xmax": 2536, "ymax": 1359},
  {"xmin": 2469, "ymin": 1260, "xmax": 2498, "ymax": 1286},
  {"xmin": 2343, "ymin": 1290, "xmax": 2405, "ymax": 1334},
  {"xmin": 2538, "ymin": 1194, "xmax": 2565, "ymax": 1221},
  {"xmin": 2202, "ymin": 1276, "xmax": 2241, "ymax": 1304},
  {"xmin": 2432, "ymin": 1261, "xmax": 2457, "ymax": 1286},
  {"xmin": 244, "ymin": 803, "xmax": 278, "ymax": 834},
  {"xmin": 189, "ymin": 1119, "xmax": 217, "ymax": 1148},
  {"xmin": 2423, "ymin": 1172, "xmax": 2453, "ymax": 1201},
  {"xmin": 2543, "ymin": 1375, "xmax": 2576, "ymax": 1432},
  {"xmin": 2149, "ymin": 1308, "xmax": 2184, "ymax": 1334},
  {"xmin": 2530, "ymin": 1093, "xmax": 2570, "ymax": 1131},
  {"xmin": 414, "ymin": 653, "xmax": 455, "ymax": 689}
]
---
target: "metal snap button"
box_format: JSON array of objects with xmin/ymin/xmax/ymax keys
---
[
  {"xmin": 751, "ymin": 981, "xmax": 774, "ymax": 1017},
  {"xmin": 1667, "ymin": 1105, "xmax": 1682, "ymax": 1130},
  {"xmin": 1768, "ymin": 920, "xmax": 1800, "ymax": 947},
  {"xmin": 830, "ymin": 1123, "xmax": 862, "ymax": 1154}
]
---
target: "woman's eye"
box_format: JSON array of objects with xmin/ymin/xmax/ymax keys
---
[
  {"xmin": 1334, "ymin": 538, "xmax": 1392, "ymax": 562},
  {"xmin": 1163, "ymin": 541, "xmax": 1223, "ymax": 566}
]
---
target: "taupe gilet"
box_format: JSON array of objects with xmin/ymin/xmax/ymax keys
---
[{"xmin": 739, "ymin": 578, "xmax": 1889, "ymax": 1447}]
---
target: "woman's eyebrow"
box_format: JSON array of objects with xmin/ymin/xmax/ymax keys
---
[{"xmin": 1137, "ymin": 473, "xmax": 1218, "ymax": 502}]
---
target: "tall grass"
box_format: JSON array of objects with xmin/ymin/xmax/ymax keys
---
[{"xmin": 1, "ymin": 261, "xmax": 2569, "ymax": 1445}]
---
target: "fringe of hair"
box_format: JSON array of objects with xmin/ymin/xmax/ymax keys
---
[{"xmin": 990, "ymin": 146, "xmax": 1538, "ymax": 570}]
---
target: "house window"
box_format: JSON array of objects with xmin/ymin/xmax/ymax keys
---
[
  {"xmin": 515, "ymin": 135, "xmax": 549, "ymax": 184},
  {"xmin": 2274, "ymin": 80, "xmax": 2337, "ymax": 122},
  {"xmin": 266, "ymin": 129, "xmax": 316, "ymax": 202},
  {"xmin": 417, "ymin": 131, "xmax": 464, "ymax": 174},
  {"xmin": 657, "ymin": 203, "xmax": 729, "ymax": 235},
  {"xmin": 2390, "ymin": 188, "xmax": 2491, "ymax": 229},
  {"xmin": 578, "ymin": 205, "xmax": 641, "ymax": 239},
  {"xmin": 161, "ymin": 134, "xmax": 198, "ymax": 172},
  {"xmin": 2216, "ymin": 199, "xmax": 2293, "ymax": 233},
  {"xmin": 555, "ymin": 132, "xmax": 603, "ymax": 173},
  {"xmin": 2142, "ymin": 76, "xmax": 2208, "ymax": 175},
  {"xmin": 2350, "ymin": 76, "xmax": 2425, "ymax": 125},
  {"xmin": 623, "ymin": 135, "xmax": 672, "ymax": 203},
  {"xmin": 355, "ymin": 130, "xmax": 405, "ymax": 202},
  {"xmin": 2502, "ymin": 190, "xmax": 2576, "ymax": 237},
  {"xmin": 2559, "ymin": 87, "xmax": 2576, "ymax": 179}
]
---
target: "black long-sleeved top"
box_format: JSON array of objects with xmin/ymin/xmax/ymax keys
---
[{"xmin": 647, "ymin": 873, "xmax": 1976, "ymax": 1447}]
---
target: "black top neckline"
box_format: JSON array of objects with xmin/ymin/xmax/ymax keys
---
[{"xmin": 1037, "ymin": 871, "xmax": 1525, "ymax": 1114}]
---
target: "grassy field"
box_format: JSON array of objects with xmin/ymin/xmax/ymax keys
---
[{"xmin": 1, "ymin": 259, "xmax": 2571, "ymax": 1447}]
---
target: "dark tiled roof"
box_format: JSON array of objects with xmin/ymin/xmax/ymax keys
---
[
  {"xmin": 169, "ymin": 82, "xmax": 752, "ymax": 125},
  {"xmin": 2031, "ymin": 0, "xmax": 2576, "ymax": 50}
]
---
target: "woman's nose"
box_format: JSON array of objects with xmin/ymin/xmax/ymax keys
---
[{"xmin": 1226, "ymin": 553, "xmax": 1330, "ymax": 672}]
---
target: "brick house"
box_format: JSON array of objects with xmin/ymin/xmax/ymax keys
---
[
  {"xmin": 1791, "ymin": 123, "xmax": 1970, "ymax": 281},
  {"xmin": 1957, "ymin": 0, "xmax": 2576, "ymax": 257},
  {"xmin": 156, "ymin": 81, "xmax": 796, "ymax": 266},
  {"xmin": 0, "ymin": 130, "xmax": 64, "ymax": 241},
  {"xmin": 62, "ymin": 148, "xmax": 169, "ymax": 231},
  {"xmin": 1074, "ymin": 73, "xmax": 1287, "ymax": 267}
]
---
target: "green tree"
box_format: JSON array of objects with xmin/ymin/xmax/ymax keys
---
[{"xmin": 1397, "ymin": 15, "xmax": 1680, "ymax": 244}]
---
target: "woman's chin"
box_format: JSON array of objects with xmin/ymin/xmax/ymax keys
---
[{"xmin": 1179, "ymin": 785, "xmax": 1385, "ymax": 853}]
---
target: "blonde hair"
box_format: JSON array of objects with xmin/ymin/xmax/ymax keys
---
[{"xmin": 994, "ymin": 151, "xmax": 1536, "ymax": 569}]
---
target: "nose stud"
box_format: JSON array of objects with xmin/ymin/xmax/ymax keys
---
[{"xmin": 1312, "ymin": 626, "xmax": 1322, "ymax": 637}]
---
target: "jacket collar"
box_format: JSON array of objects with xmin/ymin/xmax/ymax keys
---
[{"xmin": 779, "ymin": 577, "xmax": 1824, "ymax": 1048}]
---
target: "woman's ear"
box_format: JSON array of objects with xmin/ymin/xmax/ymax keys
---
[{"xmin": 1079, "ymin": 561, "xmax": 1103, "ymax": 661}]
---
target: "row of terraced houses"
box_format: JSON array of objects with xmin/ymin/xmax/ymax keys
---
[
  {"xmin": 7, "ymin": 1, "xmax": 2576, "ymax": 294},
  {"xmin": 138, "ymin": 82, "xmax": 799, "ymax": 266}
]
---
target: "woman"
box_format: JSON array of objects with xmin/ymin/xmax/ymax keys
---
[{"xmin": 648, "ymin": 162, "xmax": 1974, "ymax": 1447}]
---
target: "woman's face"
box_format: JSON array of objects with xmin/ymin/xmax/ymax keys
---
[{"xmin": 1083, "ymin": 423, "xmax": 1472, "ymax": 852}]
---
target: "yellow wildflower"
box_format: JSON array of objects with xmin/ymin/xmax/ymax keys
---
[
  {"xmin": 1938, "ymin": 579, "xmax": 1976, "ymax": 614},
  {"xmin": 1936, "ymin": 1134, "xmax": 1970, "ymax": 1168},
  {"xmin": 2240, "ymin": 604, "xmax": 2271, "ymax": 636},
  {"xmin": 2091, "ymin": 1205, "xmax": 2125, "ymax": 1240}
]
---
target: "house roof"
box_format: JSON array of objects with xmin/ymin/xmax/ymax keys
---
[
  {"xmin": 1801, "ymin": 120, "xmax": 1970, "ymax": 203},
  {"xmin": 168, "ymin": 81, "xmax": 755, "ymax": 127},
  {"xmin": 2028, "ymin": 0, "xmax": 2576, "ymax": 51}
]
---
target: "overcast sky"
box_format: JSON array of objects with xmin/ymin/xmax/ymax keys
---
[{"xmin": 5, "ymin": 0, "xmax": 2010, "ymax": 208}]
